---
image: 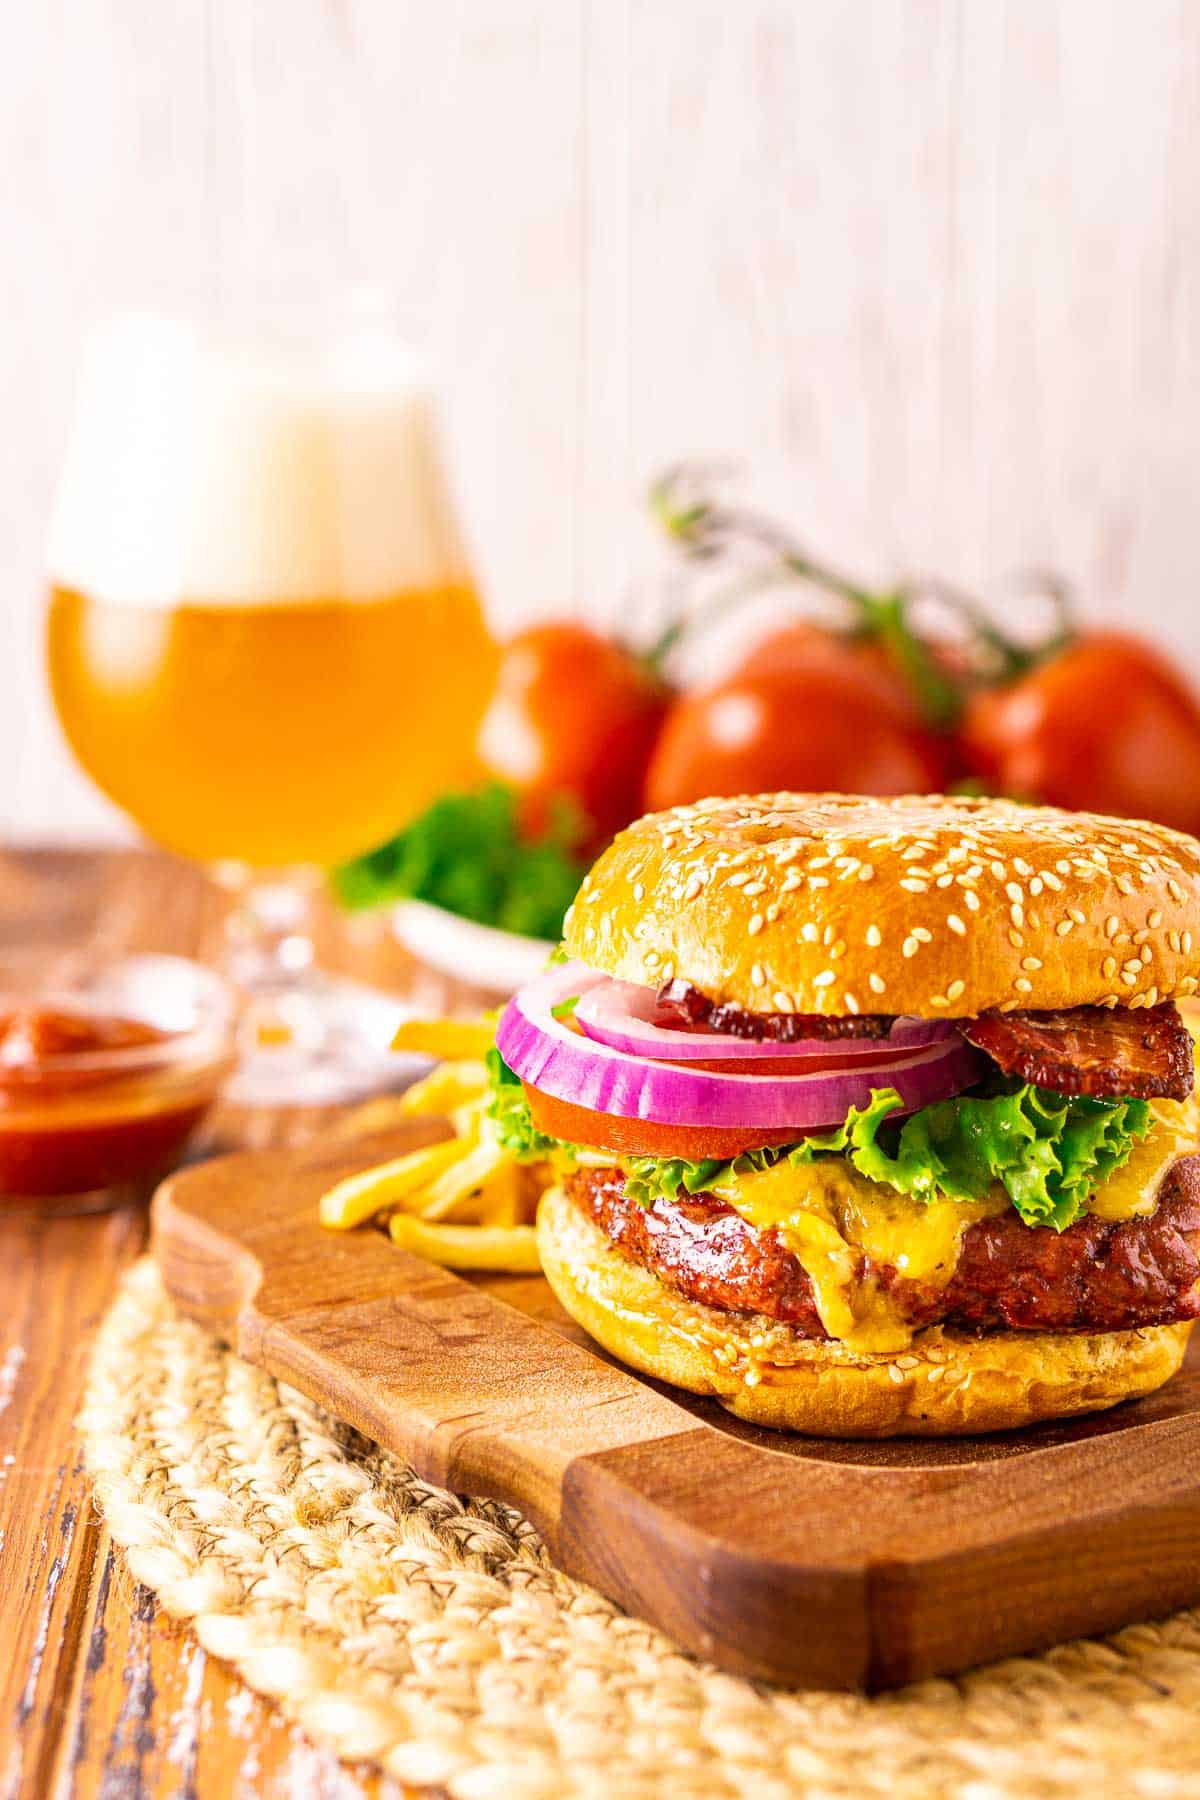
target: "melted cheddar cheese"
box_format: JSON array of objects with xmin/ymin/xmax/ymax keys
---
[{"xmin": 704, "ymin": 1083, "xmax": 1200, "ymax": 1355}]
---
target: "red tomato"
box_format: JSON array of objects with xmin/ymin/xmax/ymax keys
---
[
  {"xmin": 643, "ymin": 665, "xmax": 951, "ymax": 813},
  {"xmin": 736, "ymin": 622, "xmax": 924, "ymax": 726},
  {"xmin": 477, "ymin": 624, "xmax": 669, "ymax": 851},
  {"xmin": 959, "ymin": 632, "xmax": 1200, "ymax": 831},
  {"xmin": 523, "ymin": 1084, "xmax": 800, "ymax": 1159}
]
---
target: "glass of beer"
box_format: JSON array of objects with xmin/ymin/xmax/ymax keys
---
[{"xmin": 46, "ymin": 302, "xmax": 499, "ymax": 1101}]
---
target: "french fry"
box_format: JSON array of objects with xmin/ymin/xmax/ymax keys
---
[
  {"xmin": 418, "ymin": 1137, "xmax": 509, "ymax": 1219},
  {"xmin": 399, "ymin": 1061, "xmax": 488, "ymax": 1118},
  {"xmin": 388, "ymin": 1215, "xmax": 542, "ymax": 1273},
  {"xmin": 391, "ymin": 1019, "xmax": 496, "ymax": 1061},
  {"xmin": 318, "ymin": 1138, "xmax": 464, "ymax": 1229}
]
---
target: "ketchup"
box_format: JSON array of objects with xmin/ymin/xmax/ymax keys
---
[{"xmin": 0, "ymin": 1004, "xmax": 215, "ymax": 1198}]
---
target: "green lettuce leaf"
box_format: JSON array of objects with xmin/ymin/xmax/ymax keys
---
[
  {"xmin": 624, "ymin": 1146, "xmax": 784, "ymax": 1211},
  {"xmin": 484, "ymin": 1047, "xmax": 562, "ymax": 1160},
  {"xmin": 790, "ymin": 1082, "xmax": 1153, "ymax": 1230}
]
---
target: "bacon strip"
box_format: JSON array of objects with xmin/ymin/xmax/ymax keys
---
[
  {"xmin": 654, "ymin": 980, "xmax": 895, "ymax": 1041},
  {"xmin": 961, "ymin": 1002, "xmax": 1195, "ymax": 1101}
]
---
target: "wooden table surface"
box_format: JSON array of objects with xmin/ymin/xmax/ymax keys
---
[{"xmin": 0, "ymin": 847, "xmax": 476, "ymax": 1800}]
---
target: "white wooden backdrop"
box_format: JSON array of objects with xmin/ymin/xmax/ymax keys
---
[{"xmin": 5, "ymin": 0, "xmax": 1200, "ymax": 841}]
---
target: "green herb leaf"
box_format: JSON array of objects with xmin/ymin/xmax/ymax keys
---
[{"xmin": 330, "ymin": 784, "xmax": 587, "ymax": 941}]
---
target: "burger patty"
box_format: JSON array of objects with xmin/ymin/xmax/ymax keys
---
[{"xmin": 564, "ymin": 1157, "xmax": 1200, "ymax": 1337}]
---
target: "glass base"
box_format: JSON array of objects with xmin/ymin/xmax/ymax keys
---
[{"xmin": 223, "ymin": 969, "xmax": 428, "ymax": 1108}]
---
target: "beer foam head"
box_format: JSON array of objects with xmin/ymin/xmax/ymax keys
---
[{"xmin": 48, "ymin": 311, "xmax": 468, "ymax": 606}]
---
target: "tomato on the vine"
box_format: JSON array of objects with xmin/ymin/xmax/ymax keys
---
[
  {"xmin": 477, "ymin": 623, "xmax": 669, "ymax": 852},
  {"xmin": 642, "ymin": 663, "xmax": 952, "ymax": 814},
  {"xmin": 959, "ymin": 632, "xmax": 1200, "ymax": 832}
]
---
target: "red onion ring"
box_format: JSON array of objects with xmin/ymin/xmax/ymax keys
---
[
  {"xmin": 573, "ymin": 976, "xmax": 956, "ymax": 1064},
  {"xmin": 497, "ymin": 964, "xmax": 983, "ymax": 1132}
]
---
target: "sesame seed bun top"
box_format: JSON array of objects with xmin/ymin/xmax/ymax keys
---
[{"xmin": 561, "ymin": 793, "xmax": 1200, "ymax": 1018}]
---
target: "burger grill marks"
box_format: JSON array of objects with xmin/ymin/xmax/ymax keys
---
[
  {"xmin": 654, "ymin": 980, "xmax": 896, "ymax": 1041},
  {"xmin": 656, "ymin": 978, "xmax": 1195, "ymax": 1103}
]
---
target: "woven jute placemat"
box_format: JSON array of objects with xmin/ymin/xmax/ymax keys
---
[{"xmin": 81, "ymin": 1259, "xmax": 1200, "ymax": 1799}]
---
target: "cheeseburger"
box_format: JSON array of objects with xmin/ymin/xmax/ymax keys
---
[{"xmin": 490, "ymin": 793, "xmax": 1200, "ymax": 1436}]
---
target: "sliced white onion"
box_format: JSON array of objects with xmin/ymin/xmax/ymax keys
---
[
  {"xmin": 497, "ymin": 964, "xmax": 982, "ymax": 1132},
  {"xmin": 573, "ymin": 975, "xmax": 955, "ymax": 1064}
]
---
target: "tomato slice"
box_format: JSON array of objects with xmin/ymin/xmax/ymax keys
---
[{"xmin": 523, "ymin": 1082, "xmax": 800, "ymax": 1160}]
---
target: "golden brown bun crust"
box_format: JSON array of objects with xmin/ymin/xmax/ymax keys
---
[
  {"xmin": 537, "ymin": 1185, "xmax": 1193, "ymax": 1437},
  {"xmin": 562, "ymin": 792, "xmax": 1200, "ymax": 1017}
]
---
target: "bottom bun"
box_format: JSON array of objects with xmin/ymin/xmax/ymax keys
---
[{"xmin": 536, "ymin": 1184, "xmax": 1194, "ymax": 1437}]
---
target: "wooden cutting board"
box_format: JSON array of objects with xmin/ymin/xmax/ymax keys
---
[{"xmin": 152, "ymin": 1122, "xmax": 1200, "ymax": 1693}]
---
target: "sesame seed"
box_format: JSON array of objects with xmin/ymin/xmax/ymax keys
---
[
  {"xmin": 748, "ymin": 915, "xmax": 764, "ymax": 935},
  {"xmin": 1013, "ymin": 858, "xmax": 1033, "ymax": 877},
  {"xmin": 902, "ymin": 936, "xmax": 920, "ymax": 958},
  {"xmin": 912, "ymin": 927, "xmax": 933, "ymax": 943},
  {"xmin": 684, "ymin": 875, "xmax": 703, "ymax": 901},
  {"xmin": 1102, "ymin": 956, "xmax": 1117, "ymax": 979},
  {"xmin": 947, "ymin": 914, "xmax": 966, "ymax": 936},
  {"xmin": 964, "ymin": 890, "xmax": 980, "ymax": 912},
  {"xmin": 1115, "ymin": 874, "xmax": 1135, "ymax": 896},
  {"xmin": 866, "ymin": 924, "xmax": 882, "ymax": 948},
  {"xmin": 858, "ymin": 864, "xmax": 875, "ymax": 881},
  {"xmin": 1014, "ymin": 977, "xmax": 1033, "ymax": 993},
  {"xmin": 773, "ymin": 991, "xmax": 793, "ymax": 1011},
  {"xmin": 809, "ymin": 876, "xmax": 830, "ymax": 889},
  {"xmin": 813, "ymin": 970, "xmax": 836, "ymax": 988},
  {"xmin": 844, "ymin": 992, "xmax": 860, "ymax": 1014},
  {"xmin": 1105, "ymin": 915, "xmax": 1119, "ymax": 937},
  {"xmin": 743, "ymin": 880, "xmax": 766, "ymax": 897},
  {"xmin": 869, "ymin": 973, "xmax": 887, "ymax": 994},
  {"xmin": 888, "ymin": 1364, "xmax": 905, "ymax": 1385},
  {"xmin": 1005, "ymin": 882, "xmax": 1024, "ymax": 904},
  {"xmin": 1149, "ymin": 908, "xmax": 1163, "ymax": 928},
  {"xmin": 1141, "ymin": 944, "xmax": 1153, "ymax": 964},
  {"xmin": 633, "ymin": 883, "xmax": 645, "ymax": 902},
  {"xmin": 930, "ymin": 994, "xmax": 949, "ymax": 1009},
  {"xmin": 1056, "ymin": 920, "xmax": 1073, "ymax": 936},
  {"xmin": 1010, "ymin": 904, "xmax": 1025, "ymax": 928},
  {"xmin": 946, "ymin": 978, "xmax": 965, "ymax": 1001},
  {"xmin": 900, "ymin": 878, "xmax": 929, "ymax": 894},
  {"xmin": 1169, "ymin": 878, "xmax": 1186, "ymax": 903},
  {"xmin": 751, "ymin": 964, "xmax": 765, "ymax": 986},
  {"xmin": 1021, "ymin": 956, "xmax": 1042, "ymax": 972},
  {"xmin": 801, "ymin": 922, "xmax": 819, "ymax": 943}
]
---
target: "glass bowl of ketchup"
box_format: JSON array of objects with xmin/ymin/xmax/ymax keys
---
[{"xmin": 0, "ymin": 952, "xmax": 237, "ymax": 1213}]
